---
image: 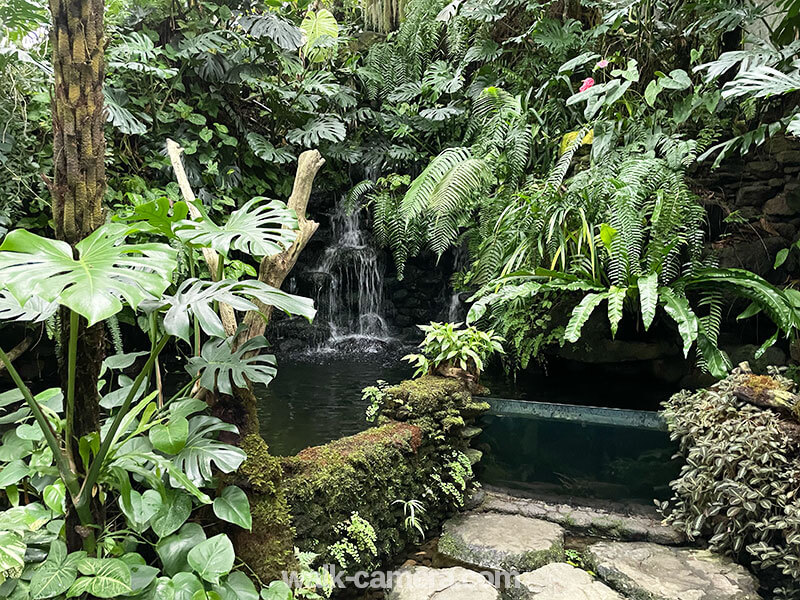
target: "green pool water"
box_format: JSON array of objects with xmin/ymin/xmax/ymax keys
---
[{"xmin": 256, "ymin": 355, "xmax": 679, "ymax": 502}]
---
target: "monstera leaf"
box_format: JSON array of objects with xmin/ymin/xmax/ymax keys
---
[
  {"xmin": 300, "ymin": 8, "xmax": 338, "ymax": 63},
  {"xmin": 114, "ymin": 197, "xmax": 189, "ymax": 239},
  {"xmin": 175, "ymin": 198, "xmax": 298, "ymax": 258},
  {"xmin": 0, "ymin": 289, "xmax": 58, "ymax": 322},
  {"xmin": 186, "ymin": 337, "xmax": 277, "ymax": 395},
  {"xmin": 148, "ymin": 278, "xmax": 316, "ymax": 342},
  {"xmin": 171, "ymin": 415, "xmax": 246, "ymax": 485},
  {"xmin": 0, "ymin": 224, "xmax": 177, "ymax": 325}
]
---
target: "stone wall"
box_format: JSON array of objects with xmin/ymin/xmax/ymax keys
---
[
  {"xmin": 279, "ymin": 376, "xmax": 489, "ymax": 572},
  {"xmin": 694, "ymin": 135, "xmax": 800, "ymax": 278}
]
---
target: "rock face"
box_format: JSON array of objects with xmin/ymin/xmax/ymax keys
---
[
  {"xmin": 511, "ymin": 563, "xmax": 624, "ymax": 600},
  {"xmin": 586, "ymin": 541, "xmax": 762, "ymax": 600},
  {"xmin": 438, "ymin": 513, "xmax": 565, "ymax": 571},
  {"xmin": 387, "ymin": 566, "xmax": 499, "ymax": 600}
]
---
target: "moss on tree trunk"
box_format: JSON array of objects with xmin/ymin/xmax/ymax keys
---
[{"xmin": 49, "ymin": 0, "xmax": 107, "ymax": 550}]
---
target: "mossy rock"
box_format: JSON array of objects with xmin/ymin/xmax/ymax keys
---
[
  {"xmin": 438, "ymin": 513, "xmax": 565, "ymax": 572},
  {"xmin": 232, "ymin": 435, "xmax": 295, "ymax": 581}
]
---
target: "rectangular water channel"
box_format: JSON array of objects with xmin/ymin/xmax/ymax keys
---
[{"xmin": 475, "ymin": 398, "xmax": 679, "ymax": 504}]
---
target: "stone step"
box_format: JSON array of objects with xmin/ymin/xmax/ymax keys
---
[
  {"xmin": 480, "ymin": 490, "xmax": 684, "ymax": 545},
  {"xmin": 510, "ymin": 563, "xmax": 624, "ymax": 600},
  {"xmin": 586, "ymin": 541, "xmax": 762, "ymax": 600},
  {"xmin": 387, "ymin": 566, "xmax": 499, "ymax": 600},
  {"xmin": 438, "ymin": 512, "xmax": 564, "ymax": 571}
]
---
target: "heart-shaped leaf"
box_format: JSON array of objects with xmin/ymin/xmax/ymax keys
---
[
  {"xmin": 152, "ymin": 489, "xmax": 193, "ymax": 538},
  {"xmin": 69, "ymin": 557, "xmax": 131, "ymax": 598},
  {"xmin": 150, "ymin": 416, "xmax": 189, "ymax": 454},
  {"xmin": 156, "ymin": 523, "xmax": 207, "ymax": 576},
  {"xmin": 213, "ymin": 486, "xmax": 251, "ymax": 530},
  {"xmin": 187, "ymin": 534, "xmax": 235, "ymax": 584}
]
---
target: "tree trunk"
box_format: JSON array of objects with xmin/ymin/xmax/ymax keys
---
[{"xmin": 49, "ymin": 0, "xmax": 107, "ymax": 550}]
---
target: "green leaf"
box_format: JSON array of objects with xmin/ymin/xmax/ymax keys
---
[
  {"xmin": 696, "ymin": 331, "xmax": 732, "ymax": 379},
  {"xmin": 30, "ymin": 541, "xmax": 77, "ymax": 599},
  {"xmin": 175, "ymin": 198, "xmax": 298, "ymax": 258},
  {"xmin": 0, "ymin": 531, "xmax": 26, "ymax": 574},
  {"xmin": 214, "ymin": 572, "xmax": 258, "ymax": 600},
  {"xmin": 637, "ymin": 273, "xmax": 659, "ymax": 330},
  {"xmin": 119, "ymin": 489, "xmax": 162, "ymax": 533},
  {"xmin": 565, "ymin": 292, "xmax": 608, "ymax": 343},
  {"xmin": 245, "ymin": 133, "xmax": 295, "ymax": 164},
  {"xmin": 286, "ymin": 115, "xmax": 346, "ymax": 147},
  {"xmin": 187, "ymin": 337, "xmax": 278, "ymax": 396},
  {"xmin": 300, "ymin": 9, "xmax": 338, "ymax": 62},
  {"xmin": 213, "ymin": 486, "xmax": 252, "ymax": 530},
  {"xmin": 774, "ymin": 247, "xmax": 789, "ymax": 268},
  {"xmin": 644, "ymin": 79, "xmax": 662, "ymax": 106},
  {"xmin": 156, "ymin": 523, "xmax": 207, "ymax": 577},
  {"xmin": 0, "ymin": 224, "xmax": 177, "ymax": 326},
  {"xmin": 114, "ymin": 198, "xmax": 189, "ymax": 239},
  {"xmin": 754, "ymin": 329, "xmax": 779, "ymax": 360},
  {"xmin": 150, "ymin": 417, "xmax": 189, "ymax": 454},
  {"xmin": 152, "ymin": 572, "xmax": 205, "ymax": 600},
  {"xmin": 0, "ymin": 460, "xmax": 30, "ymax": 487},
  {"xmin": 659, "ymin": 288, "xmax": 698, "ymax": 357},
  {"xmin": 607, "ymin": 286, "xmax": 626, "ymax": 338},
  {"xmin": 42, "ymin": 480, "xmax": 66, "ymax": 515},
  {"xmin": 171, "ymin": 416, "xmax": 246, "ymax": 486},
  {"xmin": 260, "ymin": 581, "xmax": 292, "ymax": 600},
  {"xmin": 152, "ymin": 489, "xmax": 193, "ymax": 538},
  {"xmin": 0, "ymin": 289, "xmax": 58, "ymax": 322},
  {"xmin": 153, "ymin": 278, "xmax": 315, "ymax": 343},
  {"xmin": 69, "ymin": 557, "xmax": 131, "ymax": 598},
  {"xmin": 684, "ymin": 268, "xmax": 798, "ymax": 334},
  {"xmin": 187, "ymin": 534, "xmax": 235, "ymax": 584}
]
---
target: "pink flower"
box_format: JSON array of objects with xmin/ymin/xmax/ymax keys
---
[
  {"xmin": 596, "ymin": 59, "xmax": 610, "ymax": 68},
  {"xmin": 579, "ymin": 77, "xmax": 595, "ymax": 92}
]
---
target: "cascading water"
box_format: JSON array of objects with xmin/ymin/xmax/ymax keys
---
[{"xmin": 309, "ymin": 202, "xmax": 393, "ymax": 351}]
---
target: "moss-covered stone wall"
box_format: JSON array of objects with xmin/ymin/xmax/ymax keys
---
[{"xmin": 280, "ymin": 375, "xmax": 489, "ymax": 572}]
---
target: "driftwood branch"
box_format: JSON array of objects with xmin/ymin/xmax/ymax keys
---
[
  {"xmin": 236, "ymin": 150, "xmax": 324, "ymax": 348},
  {"xmin": 0, "ymin": 337, "xmax": 33, "ymax": 373},
  {"xmin": 166, "ymin": 139, "xmax": 238, "ymax": 337}
]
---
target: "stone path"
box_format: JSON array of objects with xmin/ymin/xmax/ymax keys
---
[{"xmin": 390, "ymin": 493, "xmax": 763, "ymax": 600}]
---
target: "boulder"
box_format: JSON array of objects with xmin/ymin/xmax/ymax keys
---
[
  {"xmin": 387, "ymin": 566, "xmax": 499, "ymax": 600},
  {"xmin": 586, "ymin": 541, "xmax": 761, "ymax": 600},
  {"xmin": 438, "ymin": 513, "xmax": 564, "ymax": 571},
  {"xmin": 510, "ymin": 563, "xmax": 624, "ymax": 600}
]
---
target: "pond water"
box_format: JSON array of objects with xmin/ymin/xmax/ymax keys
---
[
  {"xmin": 475, "ymin": 410, "xmax": 678, "ymax": 502},
  {"xmin": 256, "ymin": 354, "xmax": 679, "ymax": 502},
  {"xmin": 255, "ymin": 353, "xmax": 412, "ymax": 455}
]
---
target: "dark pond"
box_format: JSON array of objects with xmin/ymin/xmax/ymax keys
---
[{"xmin": 256, "ymin": 354, "xmax": 680, "ymax": 502}]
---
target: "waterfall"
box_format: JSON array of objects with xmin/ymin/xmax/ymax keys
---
[{"xmin": 310, "ymin": 203, "xmax": 392, "ymax": 351}]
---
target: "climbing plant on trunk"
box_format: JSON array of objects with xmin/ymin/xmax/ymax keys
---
[{"xmin": 48, "ymin": 0, "xmax": 109, "ymax": 549}]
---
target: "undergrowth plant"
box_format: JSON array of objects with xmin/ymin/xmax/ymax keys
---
[
  {"xmin": 403, "ymin": 322, "xmax": 504, "ymax": 378},
  {"xmin": 0, "ymin": 190, "xmax": 315, "ymax": 598}
]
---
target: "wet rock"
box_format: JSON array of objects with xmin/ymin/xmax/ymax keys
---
[
  {"xmin": 480, "ymin": 490, "xmax": 684, "ymax": 545},
  {"xmin": 464, "ymin": 487, "xmax": 486, "ymax": 511},
  {"xmin": 764, "ymin": 194, "xmax": 796, "ymax": 216},
  {"xmin": 438, "ymin": 513, "xmax": 564, "ymax": 571},
  {"xmin": 586, "ymin": 541, "xmax": 761, "ymax": 600},
  {"xmin": 387, "ymin": 566, "xmax": 499, "ymax": 600},
  {"xmin": 510, "ymin": 563, "xmax": 624, "ymax": 600}
]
